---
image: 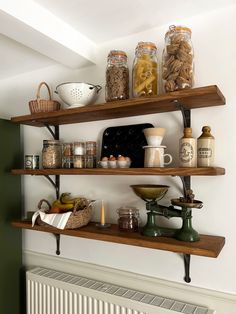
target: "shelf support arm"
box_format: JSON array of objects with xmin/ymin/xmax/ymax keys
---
[
  {"xmin": 54, "ymin": 234, "xmax": 61, "ymax": 255},
  {"xmin": 173, "ymin": 100, "xmax": 191, "ymax": 128},
  {"xmin": 183, "ymin": 254, "xmax": 191, "ymax": 283},
  {"xmin": 179, "ymin": 176, "xmax": 191, "ymax": 198},
  {"xmin": 43, "ymin": 175, "xmax": 60, "ymax": 199},
  {"xmin": 44, "ymin": 125, "xmax": 59, "ymax": 140}
]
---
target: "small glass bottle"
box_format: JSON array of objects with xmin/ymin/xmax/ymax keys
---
[
  {"xmin": 132, "ymin": 42, "xmax": 158, "ymax": 97},
  {"xmin": 197, "ymin": 126, "xmax": 215, "ymax": 167},
  {"xmin": 162, "ymin": 25, "xmax": 194, "ymax": 92},
  {"xmin": 117, "ymin": 207, "xmax": 139, "ymax": 232},
  {"xmin": 105, "ymin": 50, "xmax": 129, "ymax": 102},
  {"xmin": 42, "ymin": 140, "xmax": 62, "ymax": 169},
  {"xmin": 179, "ymin": 128, "xmax": 197, "ymax": 167}
]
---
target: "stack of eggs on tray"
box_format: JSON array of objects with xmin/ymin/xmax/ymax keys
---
[{"xmin": 99, "ymin": 155, "xmax": 131, "ymax": 168}]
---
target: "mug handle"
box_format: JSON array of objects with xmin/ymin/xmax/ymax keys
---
[{"xmin": 163, "ymin": 154, "xmax": 172, "ymax": 166}]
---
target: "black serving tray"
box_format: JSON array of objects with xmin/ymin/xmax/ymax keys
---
[{"xmin": 101, "ymin": 123, "xmax": 154, "ymax": 168}]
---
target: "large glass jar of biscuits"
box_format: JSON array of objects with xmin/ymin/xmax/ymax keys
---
[
  {"xmin": 105, "ymin": 50, "xmax": 129, "ymax": 102},
  {"xmin": 162, "ymin": 26, "xmax": 194, "ymax": 92},
  {"xmin": 132, "ymin": 42, "xmax": 158, "ymax": 97}
]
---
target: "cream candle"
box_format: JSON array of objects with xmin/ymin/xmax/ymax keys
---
[{"xmin": 100, "ymin": 200, "xmax": 105, "ymax": 225}]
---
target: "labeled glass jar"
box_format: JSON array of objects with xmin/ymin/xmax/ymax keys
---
[
  {"xmin": 105, "ymin": 50, "xmax": 129, "ymax": 102},
  {"xmin": 117, "ymin": 207, "xmax": 139, "ymax": 232},
  {"xmin": 85, "ymin": 155, "xmax": 97, "ymax": 168},
  {"xmin": 74, "ymin": 155, "xmax": 85, "ymax": 168},
  {"xmin": 42, "ymin": 140, "xmax": 62, "ymax": 169},
  {"xmin": 73, "ymin": 142, "xmax": 85, "ymax": 155},
  {"xmin": 162, "ymin": 25, "xmax": 194, "ymax": 92},
  {"xmin": 132, "ymin": 42, "xmax": 158, "ymax": 97},
  {"xmin": 62, "ymin": 143, "xmax": 73, "ymax": 168},
  {"xmin": 85, "ymin": 141, "xmax": 97, "ymax": 156}
]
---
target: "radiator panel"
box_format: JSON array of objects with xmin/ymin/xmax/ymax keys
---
[{"xmin": 26, "ymin": 267, "xmax": 214, "ymax": 314}]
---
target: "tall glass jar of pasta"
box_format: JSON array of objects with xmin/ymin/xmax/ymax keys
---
[
  {"xmin": 132, "ymin": 42, "xmax": 158, "ymax": 97},
  {"xmin": 105, "ymin": 50, "xmax": 129, "ymax": 102},
  {"xmin": 162, "ymin": 25, "xmax": 194, "ymax": 93}
]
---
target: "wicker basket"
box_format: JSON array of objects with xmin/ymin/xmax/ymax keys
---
[
  {"xmin": 29, "ymin": 82, "xmax": 61, "ymax": 114},
  {"xmin": 37, "ymin": 198, "xmax": 92, "ymax": 229}
]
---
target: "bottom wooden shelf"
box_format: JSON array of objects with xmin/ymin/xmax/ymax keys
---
[{"xmin": 12, "ymin": 220, "xmax": 225, "ymax": 258}]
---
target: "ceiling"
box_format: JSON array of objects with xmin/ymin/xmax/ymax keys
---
[
  {"xmin": 34, "ymin": 0, "xmax": 236, "ymax": 43},
  {"xmin": 0, "ymin": 0, "xmax": 235, "ymax": 79}
]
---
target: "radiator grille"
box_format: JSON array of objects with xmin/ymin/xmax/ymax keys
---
[{"xmin": 27, "ymin": 267, "xmax": 212, "ymax": 314}]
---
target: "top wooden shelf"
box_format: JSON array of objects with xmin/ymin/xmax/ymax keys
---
[{"xmin": 11, "ymin": 85, "xmax": 225, "ymax": 127}]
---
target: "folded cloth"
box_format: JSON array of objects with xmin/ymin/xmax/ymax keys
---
[{"xmin": 32, "ymin": 210, "xmax": 72, "ymax": 229}]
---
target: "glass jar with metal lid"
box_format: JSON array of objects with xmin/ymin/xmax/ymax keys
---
[
  {"xmin": 162, "ymin": 25, "xmax": 194, "ymax": 92},
  {"xmin": 42, "ymin": 140, "xmax": 62, "ymax": 169},
  {"xmin": 117, "ymin": 206, "xmax": 140, "ymax": 232},
  {"xmin": 105, "ymin": 50, "xmax": 129, "ymax": 102},
  {"xmin": 132, "ymin": 42, "xmax": 158, "ymax": 97}
]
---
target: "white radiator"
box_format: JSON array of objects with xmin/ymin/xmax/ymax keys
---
[{"xmin": 27, "ymin": 267, "xmax": 215, "ymax": 314}]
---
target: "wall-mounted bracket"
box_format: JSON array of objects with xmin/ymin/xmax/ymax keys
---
[
  {"xmin": 44, "ymin": 125, "xmax": 59, "ymax": 140},
  {"xmin": 183, "ymin": 254, "xmax": 191, "ymax": 283},
  {"xmin": 43, "ymin": 175, "xmax": 60, "ymax": 199},
  {"xmin": 173, "ymin": 100, "xmax": 191, "ymax": 128},
  {"xmin": 54, "ymin": 234, "xmax": 61, "ymax": 255},
  {"xmin": 179, "ymin": 176, "xmax": 191, "ymax": 198}
]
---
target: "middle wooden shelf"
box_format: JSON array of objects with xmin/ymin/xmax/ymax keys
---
[{"xmin": 11, "ymin": 167, "xmax": 225, "ymax": 176}]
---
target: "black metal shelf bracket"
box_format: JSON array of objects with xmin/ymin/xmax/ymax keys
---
[
  {"xmin": 44, "ymin": 125, "xmax": 59, "ymax": 140},
  {"xmin": 184, "ymin": 254, "xmax": 191, "ymax": 283},
  {"xmin": 54, "ymin": 234, "xmax": 61, "ymax": 255},
  {"xmin": 43, "ymin": 175, "xmax": 60, "ymax": 199},
  {"xmin": 173, "ymin": 100, "xmax": 191, "ymax": 128}
]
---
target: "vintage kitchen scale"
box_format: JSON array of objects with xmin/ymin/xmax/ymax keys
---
[{"xmin": 130, "ymin": 184, "xmax": 203, "ymax": 242}]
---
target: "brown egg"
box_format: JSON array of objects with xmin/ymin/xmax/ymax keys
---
[
  {"xmin": 125, "ymin": 156, "xmax": 131, "ymax": 161},
  {"xmin": 109, "ymin": 155, "xmax": 116, "ymax": 161},
  {"xmin": 102, "ymin": 156, "xmax": 108, "ymax": 161},
  {"xmin": 118, "ymin": 155, "xmax": 126, "ymax": 161}
]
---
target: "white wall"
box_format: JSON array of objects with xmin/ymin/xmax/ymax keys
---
[{"xmin": 1, "ymin": 4, "xmax": 236, "ymax": 298}]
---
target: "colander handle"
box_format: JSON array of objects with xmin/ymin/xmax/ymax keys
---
[
  {"xmin": 36, "ymin": 82, "xmax": 52, "ymax": 101},
  {"xmin": 90, "ymin": 84, "xmax": 102, "ymax": 93}
]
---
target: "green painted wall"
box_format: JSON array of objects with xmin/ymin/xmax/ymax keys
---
[{"xmin": 0, "ymin": 119, "xmax": 22, "ymax": 314}]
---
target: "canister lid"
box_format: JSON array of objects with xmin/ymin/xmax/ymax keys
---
[
  {"xmin": 165, "ymin": 25, "xmax": 192, "ymax": 38},
  {"xmin": 107, "ymin": 50, "xmax": 127, "ymax": 59},
  {"xmin": 136, "ymin": 41, "xmax": 157, "ymax": 50},
  {"xmin": 143, "ymin": 145, "xmax": 166, "ymax": 148}
]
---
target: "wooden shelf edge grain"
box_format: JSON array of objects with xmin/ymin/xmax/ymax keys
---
[
  {"xmin": 11, "ymin": 167, "xmax": 225, "ymax": 176},
  {"xmin": 11, "ymin": 85, "xmax": 225, "ymax": 126},
  {"xmin": 12, "ymin": 221, "xmax": 225, "ymax": 258}
]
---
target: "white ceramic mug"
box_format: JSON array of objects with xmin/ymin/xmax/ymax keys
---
[
  {"xmin": 143, "ymin": 128, "xmax": 166, "ymax": 146},
  {"xmin": 143, "ymin": 146, "xmax": 172, "ymax": 167}
]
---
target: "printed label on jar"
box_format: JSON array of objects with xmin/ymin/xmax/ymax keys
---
[{"xmin": 179, "ymin": 142, "xmax": 194, "ymax": 163}]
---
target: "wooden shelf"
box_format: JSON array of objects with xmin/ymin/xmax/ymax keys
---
[
  {"xmin": 11, "ymin": 85, "xmax": 225, "ymax": 127},
  {"xmin": 11, "ymin": 167, "xmax": 225, "ymax": 176},
  {"xmin": 12, "ymin": 221, "xmax": 225, "ymax": 258}
]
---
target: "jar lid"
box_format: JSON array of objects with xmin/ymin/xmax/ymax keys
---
[
  {"xmin": 117, "ymin": 207, "xmax": 139, "ymax": 215},
  {"xmin": 165, "ymin": 25, "xmax": 192, "ymax": 38},
  {"xmin": 136, "ymin": 41, "xmax": 157, "ymax": 50},
  {"xmin": 43, "ymin": 140, "xmax": 61, "ymax": 145},
  {"xmin": 108, "ymin": 50, "xmax": 127, "ymax": 58}
]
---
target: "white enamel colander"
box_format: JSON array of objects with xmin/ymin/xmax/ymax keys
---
[{"xmin": 55, "ymin": 82, "xmax": 102, "ymax": 108}]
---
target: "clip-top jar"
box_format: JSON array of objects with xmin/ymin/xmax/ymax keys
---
[
  {"xmin": 132, "ymin": 42, "xmax": 158, "ymax": 97},
  {"xmin": 105, "ymin": 50, "xmax": 129, "ymax": 102},
  {"xmin": 162, "ymin": 25, "xmax": 194, "ymax": 92},
  {"xmin": 42, "ymin": 140, "xmax": 62, "ymax": 169},
  {"xmin": 117, "ymin": 207, "xmax": 139, "ymax": 232}
]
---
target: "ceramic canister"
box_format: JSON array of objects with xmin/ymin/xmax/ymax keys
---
[
  {"xmin": 197, "ymin": 126, "xmax": 215, "ymax": 167},
  {"xmin": 143, "ymin": 146, "xmax": 172, "ymax": 167},
  {"xmin": 179, "ymin": 128, "xmax": 197, "ymax": 167}
]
